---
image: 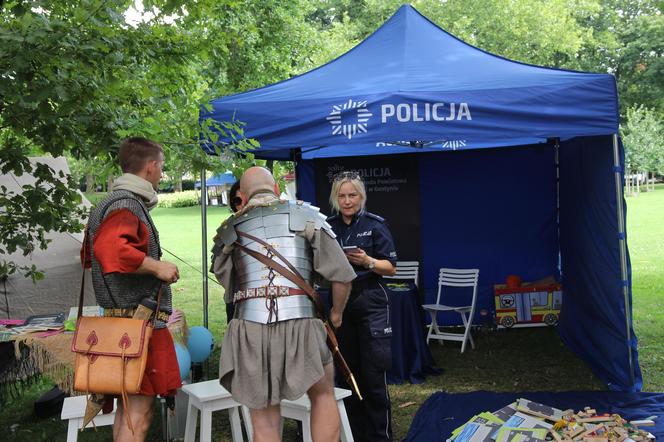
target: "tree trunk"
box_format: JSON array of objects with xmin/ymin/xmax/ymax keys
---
[
  {"xmin": 625, "ymin": 174, "xmax": 630, "ymax": 196},
  {"xmin": 85, "ymin": 174, "xmax": 95, "ymax": 193},
  {"xmin": 626, "ymin": 174, "xmax": 635, "ymax": 197},
  {"xmin": 107, "ymin": 176, "xmax": 114, "ymax": 192}
]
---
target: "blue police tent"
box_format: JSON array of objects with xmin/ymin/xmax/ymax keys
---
[
  {"xmin": 194, "ymin": 171, "xmax": 236, "ymax": 188},
  {"xmin": 200, "ymin": 5, "xmax": 640, "ymax": 391}
]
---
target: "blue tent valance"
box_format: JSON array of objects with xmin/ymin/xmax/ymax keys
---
[{"xmin": 201, "ymin": 5, "xmax": 618, "ymax": 160}]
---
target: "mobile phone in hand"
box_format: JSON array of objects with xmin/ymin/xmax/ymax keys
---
[{"xmin": 343, "ymin": 245, "xmax": 359, "ymax": 253}]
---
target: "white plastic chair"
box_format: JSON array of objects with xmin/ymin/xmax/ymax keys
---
[
  {"xmin": 383, "ymin": 261, "xmax": 419, "ymax": 287},
  {"xmin": 61, "ymin": 396, "xmax": 117, "ymax": 441},
  {"xmin": 242, "ymin": 388, "xmax": 354, "ymax": 441},
  {"xmin": 181, "ymin": 380, "xmax": 245, "ymax": 442},
  {"xmin": 422, "ymin": 268, "xmax": 480, "ymax": 353}
]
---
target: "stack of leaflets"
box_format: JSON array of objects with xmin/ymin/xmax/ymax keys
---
[
  {"xmin": 4, "ymin": 313, "xmax": 65, "ymax": 335},
  {"xmin": 450, "ymin": 399, "xmax": 553, "ymax": 442},
  {"xmin": 448, "ymin": 398, "xmax": 655, "ymax": 442},
  {"xmin": 0, "ymin": 326, "xmax": 13, "ymax": 342}
]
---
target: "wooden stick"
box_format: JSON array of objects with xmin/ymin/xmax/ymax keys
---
[
  {"xmin": 573, "ymin": 424, "xmax": 605, "ymax": 441},
  {"xmin": 577, "ymin": 416, "xmax": 613, "ymax": 423},
  {"xmin": 549, "ymin": 429, "xmax": 565, "ymax": 442}
]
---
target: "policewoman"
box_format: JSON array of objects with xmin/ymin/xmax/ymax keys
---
[{"xmin": 327, "ymin": 171, "xmax": 397, "ymax": 442}]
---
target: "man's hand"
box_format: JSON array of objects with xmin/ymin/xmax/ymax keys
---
[
  {"xmin": 330, "ymin": 281, "xmax": 351, "ymax": 329},
  {"xmin": 137, "ymin": 257, "xmax": 179, "ymax": 284},
  {"xmin": 155, "ymin": 261, "xmax": 179, "ymax": 284},
  {"xmin": 329, "ymin": 307, "xmax": 343, "ymax": 328}
]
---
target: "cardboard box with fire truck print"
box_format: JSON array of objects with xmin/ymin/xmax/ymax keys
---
[{"xmin": 494, "ymin": 283, "xmax": 562, "ymax": 328}]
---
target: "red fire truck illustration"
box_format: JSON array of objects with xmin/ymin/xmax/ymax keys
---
[{"xmin": 494, "ymin": 284, "xmax": 562, "ymax": 328}]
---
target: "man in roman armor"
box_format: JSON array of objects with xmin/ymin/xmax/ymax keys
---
[{"xmin": 211, "ymin": 166, "xmax": 355, "ymax": 441}]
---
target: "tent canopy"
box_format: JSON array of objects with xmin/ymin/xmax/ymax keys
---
[
  {"xmin": 201, "ymin": 5, "xmax": 638, "ymax": 392},
  {"xmin": 202, "ymin": 4, "xmax": 618, "ymax": 159}
]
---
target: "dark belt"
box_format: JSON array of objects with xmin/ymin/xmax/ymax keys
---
[{"xmin": 103, "ymin": 308, "xmax": 170, "ymax": 322}]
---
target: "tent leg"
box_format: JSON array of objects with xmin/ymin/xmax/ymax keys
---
[
  {"xmin": 612, "ymin": 133, "xmax": 635, "ymax": 388},
  {"xmin": 554, "ymin": 138, "xmax": 561, "ymax": 274},
  {"xmin": 200, "ymin": 168, "xmax": 209, "ymax": 329}
]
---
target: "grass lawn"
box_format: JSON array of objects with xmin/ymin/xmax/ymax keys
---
[
  {"xmin": 626, "ymin": 183, "xmax": 664, "ymax": 391},
  {"xmin": 150, "ymin": 205, "xmax": 232, "ymax": 342},
  {"xmin": 2, "ymin": 186, "xmax": 662, "ymax": 441}
]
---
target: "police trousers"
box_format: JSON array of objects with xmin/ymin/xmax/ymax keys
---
[{"xmin": 337, "ymin": 283, "xmax": 393, "ymax": 442}]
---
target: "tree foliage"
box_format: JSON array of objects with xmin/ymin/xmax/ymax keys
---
[
  {"xmin": 621, "ymin": 105, "xmax": 664, "ymax": 174},
  {"xmin": 0, "ymin": 0, "xmax": 251, "ymax": 277},
  {"xmin": 617, "ymin": 13, "xmax": 664, "ymax": 113},
  {"xmin": 573, "ymin": 0, "xmax": 664, "ymax": 115}
]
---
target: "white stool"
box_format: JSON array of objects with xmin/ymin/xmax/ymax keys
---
[
  {"xmin": 243, "ymin": 387, "xmax": 354, "ymax": 442},
  {"xmin": 60, "ymin": 395, "xmax": 117, "ymax": 442},
  {"xmin": 181, "ymin": 380, "xmax": 245, "ymax": 442}
]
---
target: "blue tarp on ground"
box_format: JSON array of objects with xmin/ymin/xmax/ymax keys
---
[
  {"xmin": 201, "ymin": 5, "xmax": 639, "ymax": 391},
  {"xmin": 405, "ymin": 390, "xmax": 664, "ymax": 441}
]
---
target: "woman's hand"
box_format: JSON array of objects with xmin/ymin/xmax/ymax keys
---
[{"xmin": 345, "ymin": 248, "xmax": 371, "ymax": 268}]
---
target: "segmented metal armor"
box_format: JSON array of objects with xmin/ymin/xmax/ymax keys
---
[{"xmin": 212, "ymin": 199, "xmax": 335, "ymax": 324}]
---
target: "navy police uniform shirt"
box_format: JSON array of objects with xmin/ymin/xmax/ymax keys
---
[{"xmin": 327, "ymin": 211, "xmax": 398, "ymax": 284}]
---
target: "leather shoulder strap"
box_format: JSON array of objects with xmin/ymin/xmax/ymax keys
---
[{"xmin": 78, "ymin": 227, "xmax": 89, "ymax": 319}]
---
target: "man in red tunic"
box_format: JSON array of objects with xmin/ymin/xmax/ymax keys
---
[{"xmin": 81, "ymin": 137, "xmax": 181, "ymax": 441}]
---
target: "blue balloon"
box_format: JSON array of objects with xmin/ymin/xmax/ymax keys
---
[
  {"xmin": 174, "ymin": 342, "xmax": 191, "ymax": 380},
  {"xmin": 187, "ymin": 326, "xmax": 214, "ymax": 363}
]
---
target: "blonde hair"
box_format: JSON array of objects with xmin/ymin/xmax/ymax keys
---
[{"xmin": 329, "ymin": 174, "xmax": 367, "ymax": 214}]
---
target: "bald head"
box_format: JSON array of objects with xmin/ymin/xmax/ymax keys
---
[{"xmin": 239, "ymin": 166, "xmax": 278, "ymax": 202}]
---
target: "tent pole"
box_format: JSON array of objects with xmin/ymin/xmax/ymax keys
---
[
  {"xmin": 554, "ymin": 138, "xmax": 561, "ymax": 273},
  {"xmin": 200, "ymin": 168, "xmax": 209, "ymax": 329},
  {"xmin": 612, "ymin": 133, "xmax": 635, "ymax": 388}
]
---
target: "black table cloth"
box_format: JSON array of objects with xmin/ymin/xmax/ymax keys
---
[{"xmin": 383, "ymin": 281, "xmax": 440, "ymax": 384}]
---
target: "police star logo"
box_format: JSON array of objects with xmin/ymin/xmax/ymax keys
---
[
  {"xmin": 326, "ymin": 164, "xmax": 345, "ymax": 182},
  {"xmin": 326, "ymin": 99, "xmax": 373, "ymax": 140}
]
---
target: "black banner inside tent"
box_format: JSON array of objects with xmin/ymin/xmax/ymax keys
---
[{"xmin": 313, "ymin": 155, "xmax": 421, "ymax": 261}]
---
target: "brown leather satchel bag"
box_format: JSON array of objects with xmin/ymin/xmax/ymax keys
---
[
  {"xmin": 70, "ymin": 279, "xmax": 162, "ymax": 435},
  {"xmin": 72, "ymin": 315, "xmax": 152, "ymax": 395}
]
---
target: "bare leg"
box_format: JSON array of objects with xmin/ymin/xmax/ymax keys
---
[
  {"xmin": 114, "ymin": 395, "xmax": 154, "ymax": 442},
  {"xmin": 113, "ymin": 402, "xmax": 123, "ymax": 441},
  {"xmin": 250, "ymin": 404, "xmax": 282, "ymax": 442},
  {"xmin": 307, "ymin": 363, "xmax": 340, "ymax": 442}
]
